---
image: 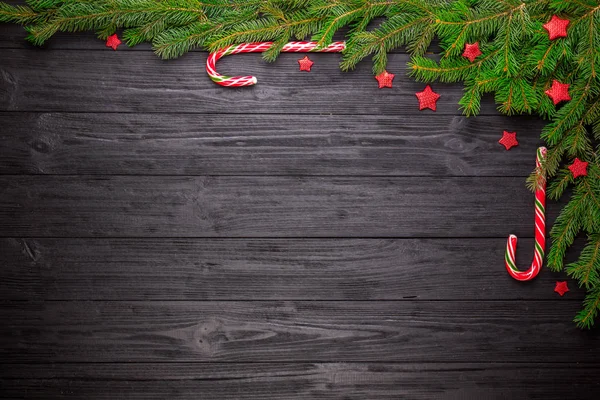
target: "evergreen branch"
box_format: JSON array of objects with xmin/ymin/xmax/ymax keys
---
[
  {"xmin": 542, "ymin": 77, "xmax": 594, "ymax": 145},
  {"xmin": 409, "ymin": 50, "xmax": 499, "ymax": 81},
  {"xmin": 312, "ymin": 1, "xmax": 395, "ymax": 48},
  {"xmin": 575, "ymin": 285, "xmax": 600, "ymax": 329},
  {"xmin": 567, "ymin": 235, "xmax": 600, "ymax": 289},
  {"xmin": 0, "ymin": 3, "xmax": 39, "ymax": 24}
]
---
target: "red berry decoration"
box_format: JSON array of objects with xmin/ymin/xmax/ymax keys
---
[
  {"xmin": 463, "ymin": 42, "xmax": 482, "ymax": 62},
  {"xmin": 568, "ymin": 158, "xmax": 588, "ymax": 178},
  {"xmin": 375, "ymin": 70, "xmax": 395, "ymax": 88},
  {"xmin": 298, "ymin": 56, "xmax": 314, "ymax": 72},
  {"xmin": 498, "ymin": 131, "xmax": 518, "ymax": 150},
  {"xmin": 106, "ymin": 34, "xmax": 122, "ymax": 50},
  {"xmin": 554, "ymin": 281, "xmax": 569, "ymax": 297},
  {"xmin": 543, "ymin": 15, "xmax": 569, "ymax": 40},
  {"xmin": 545, "ymin": 80, "xmax": 571, "ymax": 105},
  {"xmin": 415, "ymin": 85, "xmax": 440, "ymax": 111}
]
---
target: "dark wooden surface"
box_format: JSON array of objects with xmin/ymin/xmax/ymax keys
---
[{"xmin": 1, "ymin": 20, "xmax": 599, "ymax": 400}]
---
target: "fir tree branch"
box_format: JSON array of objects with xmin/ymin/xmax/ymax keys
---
[
  {"xmin": 575, "ymin": 285, "xmax": 600, "ymax": 329},
  {"xmin": 567, "ymin": 236, "xmax": 600, "ymax": 289}
]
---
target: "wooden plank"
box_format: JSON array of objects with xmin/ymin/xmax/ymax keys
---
[
  {"xmin": 0, "ymin": 176, "xmax": 561, "ymax": 238},
  {"xmin": 0, "ymin": 49, "xmax": 499, "ymax": 115},
  {"xmin": 0, "ymin": 238, "xmax": 583, "ymax": 301},
  {"xmin": 1, "ymin": 362, "xmax": 599, "ymax": 399},
  {"xmin": 1, "ymin": 301, "xmax": 598, "ymax": 363},
  {"xmin": 0, "ymin": 112, "xmax": 545, "ymax": 176}
]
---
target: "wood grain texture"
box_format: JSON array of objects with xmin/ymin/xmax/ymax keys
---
[
  {"xmin": 0, "ymin": 176, "xmax": 562, "ymax": 238},
  {"xmin": 0, "ymin": 238, "xmax": 582, "ymax": 301},
  {"xmin": 0, "ymin": 112, "xmax": 545, "ymax": 176},
  {"xmin": 2, "ymin": 301, "xmax": 598, "ymax": 363},
  {"xmin": 1, "ymin": 363, "xmax": 599, "ymax": 400},
  {"xmin": 0, "ymin": 50, "xmax": 500, "ymax": 115},
  {"xmin": 0, "ymin": 19, "xmax": 596, "ymax": 400}
]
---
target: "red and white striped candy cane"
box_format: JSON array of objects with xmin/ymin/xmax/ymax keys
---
[
  {"xmin": 505, "ymin": 147, "xmax": 547, "ymax": 281},
  {"xmin": 206, "ymin": 41, "xmax": 346, "ymax": 87}
]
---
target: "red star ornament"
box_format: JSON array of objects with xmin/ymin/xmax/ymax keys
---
[
  {"xmin": 568, "ymin": 158, "xmax": 588, "ymax": 178},
  {"xmin": 498, "ymin": 131, "xmax": 518, "ymax": 150},
  {"xmin": 298, "ymin": 56, "xmax": 314, "ymax": 72},
  {"xmin": 463, "ymin": 42, "xmax": 482, "ymax": 62},
  {"xmin": 375, "ymin": 70, "xmax": 395, "ymax": 89},
  {"xmin": 106, "ymin": 34, "xmax": 122, "ymax": 51},
  {"xmin": 545, "ymin": 80, "xmax": 571, "ymax": 105},
  {"xmin": 415, "ymin": 85, "xmax": 440, "ymax": 111},
  {"xmin": 554, "ymin": 281, "xmax": 569, "ymax": 297},
  {"xmin": 543, "ymin": 15, "xmax": 569, "ymax": 40}
]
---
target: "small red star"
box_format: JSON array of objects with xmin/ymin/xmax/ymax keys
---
[
  {"xmin": 463, "ymin": 42, "xmax": 482, "ymax": 62},
  {"xmin": 106, "ymin": 34, "xmax": 122, "ymax": 51},
  {"xmin": 554, "ymin": 281, "xmax": 569, "ymax": 297},
  {"xmin": 568, "ymin": 158, "xmax": 588, "ymax": 178},
  {"xmin": 498, "ymin": 131, "xmax": 518, "ymax": 150},
  {"xmin": 415, "ymin": 85, "xmax": 440, "ymax": 111},
  {"xmin": 298, "ymin": 56, "xmax": 314, "ymax": 72},
  {"xmin": 543, "ymin": 15, "xmax": 570, "ymax": 40},
  {"xmin": 375, "ymin": 70, "xmax": 395, "ymax": 89},
  {"xmin": 545, "ymin": 80, "xmax": 571, "ymax": 105}
]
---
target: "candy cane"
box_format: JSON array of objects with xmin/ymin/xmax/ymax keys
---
[
  {"xmin": 505, "ymin": 147, "xmax": 547, "ymax": 281},
  {"xmin": 206, "ymin": 41, "xmax": 346, "ymax": 87}
]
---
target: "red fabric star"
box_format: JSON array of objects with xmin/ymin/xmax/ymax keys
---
[
  {"xmin": 298, "ymin": 56, "xmax": 314, "ymax": 72},
  {"xmin": 545, "ymin": 80, "xmax": 571, "ymax": 105},
  {"xmin": 568, "ymin": 158, "xmax": 589, "ymax": 178},
  {"xmin": 106, "ymin": 34, "xmax": 122, "ymax": 51},
  {"xmin": 543, "ymin": 15, "xmax": 570, "ymax": 40},
  {"xmin": 375, "ymin": 70, "xmax": 395, "ymax": 89},
  {"xmin": 554, "ymin": 281, "xmax": 569, "ymax": 297},
  {"xmin": 463, "ymin": 42, "xmax": 482, "ymax": 62},
  {"xmin": 498, "ymin": 131, "xmax": 518, "ymax": 150},
  {"xmin": 415, "ymin": 85, "xmax": 440, "ymax": 111}
]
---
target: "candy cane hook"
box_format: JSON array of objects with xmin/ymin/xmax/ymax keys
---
[
  {"xmin": 505, "ymin": 147, "xmax": 547, "ymax": 281},
  {"xmin": 206, "ymin": 41, "xmax": 346, "ymax": 87}
]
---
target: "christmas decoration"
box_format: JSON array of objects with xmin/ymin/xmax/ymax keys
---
[
  {"xmin": 298, "ymin": 56, "xmax": 314, "ymax": 72},
  {"xmin": 462, "ymin": 42, "xmax": 482, "ymax": 63},
  {"xmin": 505, "ymin": 147, "xmax": 547, "ymax": 281},
  {"xmin": 206, "ymin": 41, "xmax": 345, "ymax": 87},
  {"xmin": 543, "ymin": 15, "xmax": 570, "ymax": 40},
  {"xmin": 0, "ymin": 0, "xmax": 598, "ymax": 329},
  {"xmin": 105, "ymin": 33, "xmax": 121, "ymax": 51},
  {"xmin": 375, "ymin": 70, "xmax": 395, "ymax": 88},
  {"xmin": 545, "ymin": 80, "xmax": 571, "ymax": 105},
  {"xmin": 499, "ymin": 131, "xmax": 519, "ymax": 150},
  {"xmin": 555, "ymin": 281, "xmax": 570, "ymax": 296},
  {"xmin": 568, "ymin": 158, "xmax": 589, "ymax": 178},
  {"xmin": 415, "ymin": 85, "xmax": 440, "ymax": 111}
]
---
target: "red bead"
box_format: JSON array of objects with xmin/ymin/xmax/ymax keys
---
[
  {"xmin": 554, "ymin": 281, "xmax": 569, "ymax": 297},
  {"xmin": 543, "ymin": 15, "xmax": 569, "ymax": 40},
  {"xmin": 297, "ymin": 56, "xmax": 314, "ymax": 72},
  {"xmin": 498, "ymin": 131, "xmax": 518, "ymax": 150},
  {"xmin": 568, "ymin": 158, "xmax": 588, "ymax": 178},
  {"xmin": 375, "ymin": 70, "xmax": 395, "ymax": 89},
  {"xmin": 462, "ymin": 42, "xmax": 482, "ymax": 62},
  {"xmin": 106, "ymin": 34, "xmax": 122, "ymax": 51},
  {"xmin": 415, "ymin": 85, "xmax": 440, "ymax": 111},
  {"xmin": 545, "ymin": 80, "xmax": 571, "ymax": 105}
]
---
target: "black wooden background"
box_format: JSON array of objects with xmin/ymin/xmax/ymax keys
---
[{"xmin": 1, "ymin": 20, "xmax": 599, "ymax": 399}]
